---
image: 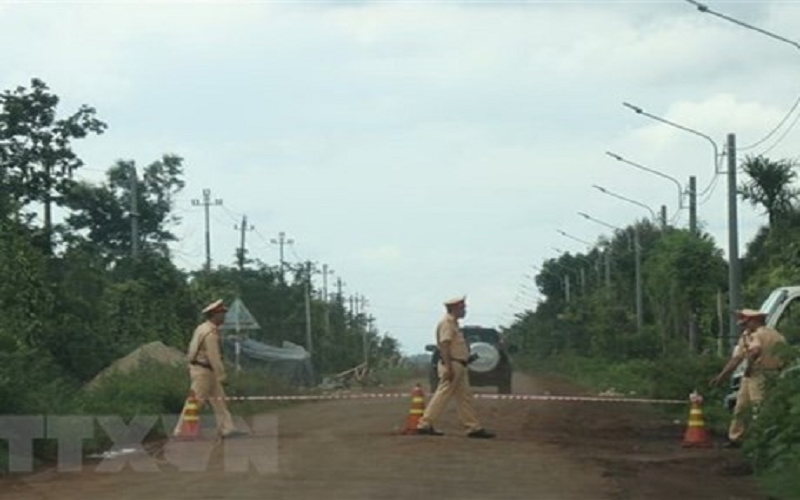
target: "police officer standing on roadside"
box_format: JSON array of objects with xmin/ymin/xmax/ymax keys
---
[
  {"xmin": 710, "ymin": 308, "xmax": 786, "ymax": 448},
  {"xmin": 174, "ymin": 299, "xmax": 246, "ymax": 439},
  {"xmin": 416, "ymin": 295, "xmax": 495, "ymax": 439}
]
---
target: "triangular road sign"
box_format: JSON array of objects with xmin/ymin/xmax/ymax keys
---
[{"xmin": 219, "ymin": 297, "xmax": 261, "ymax": 332}]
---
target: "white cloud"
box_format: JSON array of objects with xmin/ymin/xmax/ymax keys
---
[
  {"xmin": 3, "ymin": 1, "xmax": 800, "ymax": 353},
  {"xmin": 359, "ymin": 245, "xmax": 403, "ymax": 265}
]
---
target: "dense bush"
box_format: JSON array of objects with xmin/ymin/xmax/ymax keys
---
[{"xmin": 744, "ymin": 345, "xmax": 800, "ymax": 498}]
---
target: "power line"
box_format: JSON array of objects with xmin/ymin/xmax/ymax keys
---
[
  {"xmin": 698, "ymin": 172, "xmax": 723, "ymax": 206},
  {"xmin": 758, "ymin": 107, "xmax": 800, "ymax": 157},
  {"xmin": 740, "ymin": 93, "xmax": 800, "ymax": 152}
]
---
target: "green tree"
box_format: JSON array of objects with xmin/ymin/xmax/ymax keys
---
[
  {"xmin": 738, "ymin": 155, "xmax": 799, "ymax": 227},
  {"xmin": 64, "ymin": 155, "xmax": 185, "ymax": 260},
  {"xmin": 0, "ymin": 78, "xmax": 106, "ymax": 250},
  {"xmin": 643, "ymin": 229, "xmax": 726, "ymax": 354}
]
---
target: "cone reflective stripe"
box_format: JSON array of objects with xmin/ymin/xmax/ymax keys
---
[
  {"xmin": 175, "ymin": 390, "xmax": 201, "ymax": 440},
  {"xmin": 402, "ymin": 384, "xmax": 426, "ymax": 435},
  {"xmin": 682, "ymin": 391, "xmax": 712, "ymax": 448}
]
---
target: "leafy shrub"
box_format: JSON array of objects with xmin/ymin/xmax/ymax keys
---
[{"xmin": 744, "ymin": 345, "xmax": 800, "ymax": 498}]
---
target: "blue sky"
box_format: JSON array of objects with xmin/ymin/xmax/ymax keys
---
[{"xmin": 2, "ymin": 1, "xmax": 799, "ymax": 354}]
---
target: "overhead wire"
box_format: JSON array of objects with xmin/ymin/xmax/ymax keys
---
[
  {"xmin": 739, "ymin": 93, "xmax": 800, "ymax": 152},
  {"xmin": 758, "ymin": 106, "xmax": 800, "ymax": 157},
  {"xmin": 698, "ymin": 172, "xmax": 722, "ymax": 206}
]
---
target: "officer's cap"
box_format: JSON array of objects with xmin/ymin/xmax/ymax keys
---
[
  {"xmin": 737, "ymin": 308, "xmax": 766, "ymax": 324},
  {"xmin": 444, "ymin": 295, "xmax": 466, "ymax": 307},
  {"xmin": 202, "ymin": 299, "xmax": 227, "ymax": 314}
]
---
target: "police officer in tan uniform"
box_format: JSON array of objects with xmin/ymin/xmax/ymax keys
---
[
  {"xmin": 710, "ymin": 309, "xmax": 786, "ymax": 448},
  {"xmin": 174, "ymin": 299, "xmax": 245, "ymax": 439},
  {"xmin": 416, "ymin": 296, "xmax": 495, "ymax": 439}
]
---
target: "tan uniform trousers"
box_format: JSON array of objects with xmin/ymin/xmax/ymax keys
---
[
  {"xmin": 728, "ymin": 374, "xmax": 765, "ymax": 443},
  {"xmin": 174, "ymin": 365, "xmax": 236, "ymax": 437},
  {"xmin": 418, "ymin": 361, "xmax": 482, "ymax": 433}
]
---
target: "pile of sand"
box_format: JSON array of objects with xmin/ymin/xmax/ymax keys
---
[{"xmin": 87, "ymin": 341, "xmax": 187, "ymax": 389}]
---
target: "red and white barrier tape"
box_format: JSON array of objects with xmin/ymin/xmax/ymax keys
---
[{"xmin": 220, "ymin": 392, "xmax": 686, "ymax": 405}]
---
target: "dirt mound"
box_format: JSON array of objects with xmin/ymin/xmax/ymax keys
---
[{"xmin": 87, "ymin": 341, "xmax": 186, "ymax": 389}]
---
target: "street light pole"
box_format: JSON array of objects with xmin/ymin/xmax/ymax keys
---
[
  {"xmin": 593, "ymin": 184, "xmax": 658, "ymax": 222},
  {"xmin": 685, "ymin": 0, "xmax": 800, "ymax": 51},
  {"xmin": 605, "ymin": 152, "xmax": 690, "ymax": 226},
  {"xmin": 622, "ymin": 102, "xmax": 730, "ymax": 351},
  {"xmin": 623, "ymin": 102, "xmax": 721, "ymax": 175},
  {"xmin": 727, "ymin": 133, "xmax": 740, "ymax": 351},
  {"xmin": 553, "ymin": 247, "xmax": 592, "ymax": 290},
  {"xmin": 578, "ymin": 212, "xmax": 643, "ymax": 334},
  {"xmin": 557, "ymin": 229, "xmax": 609, "ymax": 290},
  {"xmin": 551, "ymin": 255, "xmax": 585, "ymax": 294}
]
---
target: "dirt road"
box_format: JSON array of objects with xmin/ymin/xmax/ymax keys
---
[{"xmin": 1, "ymin": 373, "xmax": 768, "ymax": 500}]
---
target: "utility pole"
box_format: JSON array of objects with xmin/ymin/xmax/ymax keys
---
[
  {"xmin": 235, "ymin": 215, "xmax": 254, "ymax": 272},
  {"xmin": 689, "ymin": 175, "xmax": 698, "ymax": 235},
  {"xmin": 304, "ymin": 261, "xmax": 314, "ymax": 355},
  {"xmin": 336, "ymin": 277, "xmax": 345, "ymax": 302},
  {"xmin": 321, "ymin": 264, "xmax": 334, "ymax": 303},
  {"xmin": 270, "ymin": 231, "xmax": 294, "ymax": 282},
  {"xmin": 322, "ymin": 264, "xmax": 334, "ymax": 335},
  {"xmin": 633, "ymin": 227, "xmax": 643, "ymax": 335},
  {"xmin": 365, "ymin": 315, "xmax": 374, "ymax": 366},
  {"xmin": 563, "ymin": 275, "xmax": 571, "ymax": 303},
  {"xmin": 660, "ymin": 205, "xmax": 667, "ymax": 229},
  {"xmin": 130, "ymin": 166, "xmax": 139, "ymax": 259},
  {"xmin": 727, "ymin": 133, "xmax": 740, "ymax": 352},
  {"xmin": 604, "ymin": 247, "xmax": 612, "ymax": 297},
  {"xmin": 357, "ymin": 296, "xmax": 370, "ymax": 366},
  {"xmin": 192, "ymin": 189, "xmax": 223, "ymax": 272},
  {"xmin": 43, "ymin": 162, "xmax": 53, "ymax": 255},
  {"xmin": 688, "ymin": 175, "xmax": 699, "ymax": 353}
]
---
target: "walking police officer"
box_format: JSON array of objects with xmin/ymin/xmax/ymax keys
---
[
  {"xmin": 416, "ymin": 295, "xmax": 495, "ymax": 438},
  {"xmin": 174, "ymin": 299, "xmax": 245, "ymax": 439}
]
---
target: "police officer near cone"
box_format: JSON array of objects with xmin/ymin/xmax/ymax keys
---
[
  {"xmin": 174, "ymin": 299, "xmax": 246, "ymax": 439},
  {"xmin": 710, "ymin": 308, "xmax": 786, "ymax": 448},
  {"xmin": 416, "ymin": 295, "xmax": 495, "ymax": 439}
]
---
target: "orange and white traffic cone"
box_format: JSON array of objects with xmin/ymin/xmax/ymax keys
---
[
  {"xmin": 175, "ymin": 390, "xmax": 201, "ymax": 441},
  {"xmin": 682, "ymin": 391, "xmax": 712, "ymax": 448},
  {"xmin": 402, "ymin": 384, "xmax": 426, "ymax": 435}
]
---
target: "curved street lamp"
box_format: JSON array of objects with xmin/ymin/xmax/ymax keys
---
[
  {"xmin": 606, "ymin": 152, "xmax": 687, "ymax": 210},
  {"xmin": 622, "ymin": 101, "xmax": 740, "ymax": 348},
  {"xmin": 557, "ymin": 229, "xmax": 611, "ymax": 289},
  {"xmin": 686, "ymin": 0, "xmax": 800, "ymax": 52},
  {"xmin": 622, "ymin": 101, "xmax": 722, "ymax": 177},
  {"xmin": 606, "ymin": 151, "xmax": 697, "ymax": 232},
  {"xmin": 593, "ymin": 184, "xmax": 659, "ymax": 222}
]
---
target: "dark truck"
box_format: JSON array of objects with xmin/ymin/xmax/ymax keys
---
[{"xmin": 426, "ymin": 325, "xmax": 517, "ymax": 394}]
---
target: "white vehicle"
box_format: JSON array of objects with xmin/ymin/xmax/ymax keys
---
[{"xmin": 725, "ymin": 286, "xmax": 800, "ymax": 410}]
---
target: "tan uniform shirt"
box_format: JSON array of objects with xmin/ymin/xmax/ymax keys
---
[
  {"xmin": 732, "ymin": 328, "xmax": 752, "ymax": 359},
  {"xmin": 748, "ymin": 326, "xmax": 786, "ymax": 372},
  {"xmin": 187, "ymin": 320, "xmax": 226, "ymax": 379},
  {"xmin": 436, "ymin": 313, "xmax": 470, "ymax": 362}
]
